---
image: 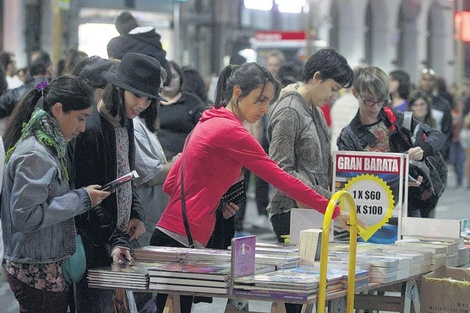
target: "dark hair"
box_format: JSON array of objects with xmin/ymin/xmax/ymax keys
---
[
  {"xmin": 0, "ymin": 64, "xmax": 8, "ymax": 95},
  {"xmin": 0, "ymin": 52, "xmax": 13, "ymax": 70},
  {"xmin": 102, "ymin": 79, "xmax": 159, "ymax": 129},
  {"xmin": 181, "ymin": 67, "xmax": 208, "ymax": 102},
  {"xmin": 71, "ymin": 56, "xmax": 116, "ymax": 89},
  {"xmin": 301, "ymin": 48, "xmax": 353, "ymax": 88},
  {"xmin": 4, "ymin": 75, "xmax": 94, "ymax": 150},
  {"xmin": 389, "ymin": 69, "xmax": 411, "ymax": 99},
  {"xmin": 170, "ymin": 61, "xmax": 184, "ymax": 89},
  {"xmin": 407, "ymin": 90, "xmax": 436, "ymax": 128},
  {"xmin": 29, "ymin": 51, "xmax": 52, "ymax": 76},
  {"xmin": 62, "ymin": 48, "xmax": 88, "ymax": 75},
  {"xmin": 140, "ymin": 69, "xmax": 167, "ymax": 132},
  {"xmin": 214, "ymin": 62, "xmax": 280, "ymax": 108},
  {"xmin": 278, "ymin": 61, "xmax": 301, "ymax": 87}
]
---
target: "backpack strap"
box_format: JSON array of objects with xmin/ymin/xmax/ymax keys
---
[
  {"xmin": 402, "ymin": 111, "xmax": 419, "ymax": 145},
  {"xmin": 402, "ymin": 111, "xmax": 412, "ymax": 131}
]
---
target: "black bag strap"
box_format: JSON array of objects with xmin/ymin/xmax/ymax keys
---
[{"xmin": 180, "ymin": 131, "xmax": 195, "ymax": 248}]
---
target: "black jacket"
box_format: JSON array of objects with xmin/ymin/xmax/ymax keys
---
[
  {"xmin": 71, "ymin": 109, "xmax": 145, "ymax": 268},
  {"xmin": 0, "ymin": 77, "xmax": 49, "ymax": 118},
  {"xmin": 337, "ymin": 107, "xmax": 445, "ymax": 158}
]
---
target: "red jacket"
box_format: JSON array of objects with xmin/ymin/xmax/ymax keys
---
[{"xmin": 158, "ymin": 106, "xmax": 339, "ymax": 246}]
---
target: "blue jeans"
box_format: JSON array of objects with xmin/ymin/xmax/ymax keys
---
[
  {"xmin": 449, "ymin": 141, "xmax": 466, "ymax": 186},
  {"xmin": 7, "ymin": 272, "xmax": 69, "ymax": 313}
]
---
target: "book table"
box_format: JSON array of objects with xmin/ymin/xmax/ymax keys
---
[{"xmin": 156, "ymin": 276, "xmax": 422, "ymax": 313}]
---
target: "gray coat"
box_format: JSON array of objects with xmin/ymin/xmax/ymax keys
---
[
  {"xmin": 1, "ymin": 136, "xmax": 91, "ymax": 263},
  {"xmin": 267, "ymin": 91, "xmax": 333, "ymax": 216}
]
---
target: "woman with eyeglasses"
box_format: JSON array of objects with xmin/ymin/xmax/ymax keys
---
[{"xmin": 337, "ymin": 66, "xmax": 446, "ymax": 218}]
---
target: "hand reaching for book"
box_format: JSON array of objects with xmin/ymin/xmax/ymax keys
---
[
  {"xmin": 334, "ymin": 209, "xmax": 367, "ymax": 233},
  {"xmin": 85, "ymin": 185, "xmax": 111, "ymax": 207},
  {"xmin": 111, "ymin": 246, "xmax": 133, "ymax": 264}
]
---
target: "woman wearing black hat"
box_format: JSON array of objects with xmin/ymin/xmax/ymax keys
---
[{"xmin": 70, "ymin": 52, "xmax": 166, "ymax": 313}]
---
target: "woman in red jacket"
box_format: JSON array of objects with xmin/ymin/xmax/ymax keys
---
[{"xmin": 150, "ymin": 62, "xmax": 363, "ymax": 313}]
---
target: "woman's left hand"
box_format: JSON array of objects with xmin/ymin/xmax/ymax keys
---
[
  {"xmin": 111, "ymin": 246, "xmax": 133, "ymax": 264},
  {"xmin": 126, "ymin": 218, "xmax": 146, "ymax": 241},
  {"xmin": 222, "ymin": 202, "xmax": 239, "ymax": 219}
]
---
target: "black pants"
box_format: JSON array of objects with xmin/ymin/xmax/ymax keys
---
[
  {"xmin": 234, "ymin": 167, "xmax": 270, "ymax": 231},
  {"xmin": 150, "ymin": 229, "xmax": 194, "ymax": 313},
  {"xmin": 270, "ymin": 211, "xmax": 291, "ymax": 243}
]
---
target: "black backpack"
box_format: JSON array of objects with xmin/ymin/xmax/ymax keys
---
[{"xmin": 403, "ymin": 112, "xmax": 447, "ymax": 216}]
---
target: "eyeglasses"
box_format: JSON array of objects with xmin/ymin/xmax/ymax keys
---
[{"xmin": 359, "ymin": 94, "xmax": 388, "ymax": 107}]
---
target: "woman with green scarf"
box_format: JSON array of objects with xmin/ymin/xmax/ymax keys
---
[{"xmin": 1, "ymin": 75, "xmax": 110, "ymax": 313}]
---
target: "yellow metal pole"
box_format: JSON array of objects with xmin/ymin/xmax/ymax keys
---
[{"xmin": 317, "ymin": 190, "xmax": 358, "ymax": 313}]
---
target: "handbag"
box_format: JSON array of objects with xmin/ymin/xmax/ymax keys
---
[{"xmin": 62, "ymin": 233, "xmax": 87, "ymax": 283}]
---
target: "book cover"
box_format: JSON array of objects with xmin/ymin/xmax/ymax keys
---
[
  {"xmin": 231, "ymin": 235, "xmax": 256, "ymax": 278},
  {"xmin": 101, "ymin": 170, "xmax": 139, "ymax": 192}
]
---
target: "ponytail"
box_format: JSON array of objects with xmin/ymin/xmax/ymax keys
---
[
  {"xmin": 3, "ymin": 89, "xmax": 43, "ymax": 151},
  {"xmin": 214, "ymin": 65, "xmax": 238, "ymax": 108}
]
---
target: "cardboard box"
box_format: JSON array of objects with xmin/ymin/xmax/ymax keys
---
[{"xmin": 421, "ymin": 266, "xmax": 470, "ymax": 312}]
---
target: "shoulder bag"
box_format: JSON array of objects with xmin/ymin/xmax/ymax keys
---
[{"xmin": 62, "ymin": 233, "xmax": 87, "ymax": 283}]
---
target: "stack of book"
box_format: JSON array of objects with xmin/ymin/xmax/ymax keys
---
[
  {"xmin": 148, "ymin": 260, "xmax": 231, "ymax": 295},
  {"xmin": 135, "ymin": 246, "xmax": 300, "ymax": 270},
  {"xmin": 147, "ymin": 260, "xmax": 275, "ymax": 295},
  {"xmin": 371, "ymin": 247, "xmax": 425, "ymax": 277},
  {"xmin": 87, "ymin": 262, "xmax": 150, "ymax": 290},
  {"xmin": 394, "ymin": 240, "xmax": 448, "ymax": 271},
  {"xmin": 365, "ymin": 253, "xmax": 410, "ymax": 282},
  {"xmin": 134, "ymin": 246, "xmax": 231, "ymax": 263},
  {"xmin": 232, "ymin": 265, "xmax": 344, "ymax": 301}
]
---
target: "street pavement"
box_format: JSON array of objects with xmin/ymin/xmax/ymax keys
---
[{"xmin": 1, "ymin": 165, "xmax": 469, "ymax": 312}]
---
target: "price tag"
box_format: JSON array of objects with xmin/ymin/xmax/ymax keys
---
[{"xmin": 343, "ymin": 174, "xmax": 394, "ymax": 241}]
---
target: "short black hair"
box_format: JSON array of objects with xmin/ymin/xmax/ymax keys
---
[
  {"xmin": 29, "ymin": 51, "xmax": 52, "ymax": 76},
  {"xmin": 301, "ymin": 48, "xmax": 353, "ymax": 88}
]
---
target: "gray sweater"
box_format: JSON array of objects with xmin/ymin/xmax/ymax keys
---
[{"xmin": 267, "ymin": 91, "xmax": 333, "ymax": 216}]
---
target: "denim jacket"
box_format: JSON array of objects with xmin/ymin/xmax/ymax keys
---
[{"xmin": 1, "ymin": 136, "xmax": 91, "ymax": 263}]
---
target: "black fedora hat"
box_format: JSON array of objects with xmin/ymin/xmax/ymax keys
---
[{"xmin": 102, "ymin": 53, "xmax": 166, "ymax": 101}]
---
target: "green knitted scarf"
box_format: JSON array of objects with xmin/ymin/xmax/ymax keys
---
[{"xmin": 5, "ymin": 108, "xmax": 69, "ymax": 181}]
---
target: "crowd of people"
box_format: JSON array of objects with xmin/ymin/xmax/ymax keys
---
[{"xmin": 0, "ymin": 9, "xmax": 468, "ymax": 313}]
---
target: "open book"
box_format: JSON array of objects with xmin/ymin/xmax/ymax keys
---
[{"xmin": 101, "ymin": 170, "xmax": 139, "ymax": 192}]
